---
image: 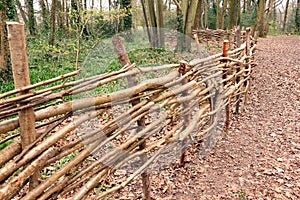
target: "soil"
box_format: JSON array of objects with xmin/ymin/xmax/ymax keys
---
[{"xmin": 111, "ymin": 36, "xmax": 300, "ymax": 199}]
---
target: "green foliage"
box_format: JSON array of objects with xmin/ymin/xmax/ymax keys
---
[
  {"xmin": 128, "ymin": 48, "xmax": 179, "ymax": 66},
  {"xmin": 164, "ymin": 11, "xmax": 177, "ymax": 30},
  {"xmin": 0, "ymin": 139, "xmax": 14, "ymax": 150},
  {"xmin": 41, "ymin": 151, "xmax": 79, "ymax": 179},
  {"xmin": 237, "ymin": 191, "xmax": 247, "ymax": 200},
  {"xmin": 6, "ymin": 0, "xmax": 17, "ymax": 20},
  {"xmin": 240, "ymin": 10, "xmax": 257, "ymax": 28},
  {"xmin": 208, "ymin": 5, "xmax": 217, "ymax": 29}
]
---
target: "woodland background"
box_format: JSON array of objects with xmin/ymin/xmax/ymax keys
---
[{"xmin": 0, "ymin": 0, "xmax": 300, "ymax": 86}]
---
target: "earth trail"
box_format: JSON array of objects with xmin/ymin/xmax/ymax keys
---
[{"xmin": 113, "ymin": 36, "xmax": 300, "ymax": 200}]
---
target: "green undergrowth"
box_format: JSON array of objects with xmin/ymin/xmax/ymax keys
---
[{"xmin": 1, "ymin": 34, "xmax": 193, "ymax": 96}]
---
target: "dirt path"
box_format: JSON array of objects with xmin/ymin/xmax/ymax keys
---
[
  {"xmin": 153, "ymin": 36, "xmax": 300, "ymax": 200},
  {"xmin": 183, "ymin": 36, "xmax": 300, "ymax": 200},
  {"xmin": 113, "ymin": 36, "xmax": 299, "ymax": 200}
]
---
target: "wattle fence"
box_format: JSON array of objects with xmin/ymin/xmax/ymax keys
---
[{"xmin": 0, "ymin": 23, "xmax": 256, "ymax": 200}]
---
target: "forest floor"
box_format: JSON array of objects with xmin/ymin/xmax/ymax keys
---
[{"xmin": 112, "ymin": 36, "xmax": 300, "ymax": 199}]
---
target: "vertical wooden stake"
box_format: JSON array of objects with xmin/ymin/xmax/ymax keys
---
[
  {"xmin": 178, "ymin": 61, "xmax": 190, "ymax": 167},
  {"xmin": 244, "ymin": 27, "xmax": 251, "ymax": 106},
  {"xmin": 193, "ymin": 33, "xmax": 203, "ymax": 57},
  {"xmin": 235, "ymin": 26, "xmax": 241, "ymax": 114},
  {"xmin": 7, "ymin": 22, "xmax": 39, "ymax": 189},
  {"xmin": 222, "ymin": 40, "xmax": 230, "ymax": 129},
  {"xmin": 112, "ymin": 36, "xmax": 151, "ymax": 200}
]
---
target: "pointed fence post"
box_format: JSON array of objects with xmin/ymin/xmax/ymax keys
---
[
  {"xmin": 112, "ymin": 36, "xmax": 151, "ymax": 200},
  {"xmin": 7, "ymin": 22, "xmax": 39, "ymax": 189},
  {"xmin": 235, "ymin": 26, "xmax": 241, "ymax": 114},
  {"xmin": 222, "ymin": 40, "xmax": 230, "ymax": 129},
  {"xmin": 244, "ymin": 27, "xmax": 251, "ymax": 106}
]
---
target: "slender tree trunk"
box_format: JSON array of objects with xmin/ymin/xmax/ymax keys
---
[
  {"xmin": 264, "ymin": 0, "xmax": 274, "ymax": 35},
  {"xmin": 216, "ymin": 0, "xmax": 220, "ymax": 28},
  {"xmin": 237, "ymin": 0, "xmax": 241, "ymax": 25},
  {"xmin": 141, "ymin": 0, "xmax": 152, "ymax": 45},
  {"xmin": 228, "ymin": 0, "xmax": 238, "ymax": 29},
  {"xmin": 0, "ymin": 0, "xmax": 8, "ymax": 70},
  {"xmin": 220, "ymin": 0, "xmax": 228, "ymax": 29},
  {"xmin": 243, "ymin": 0, "xmax": 246, "ymax": 12},
  {"xmin": 186, "ymin": 0, "xmax": 199, "ymax": 49},
  {"xmin": 282, "ymin": 0, "xmax": 289, "ymax": 32},
  {"xmin": 99, "ymin": 0, "xmax": 102, "ymax": 11},
  {"xmin": 194, "ymin": 0, "xmax": 202, "ymax": 30},
  {"xmin": 176, "ymin": 0, "xmax": 199, "ymax": 51},
  {"xmin": 203, "ymin": 0, "xmax": 208, "ymax": 28},
  {"xmin": 49, "ymin": 0, "xmax": 56, "ymax": 46},
  {"xmin": 181, "ymin": 0, "xmax": 189, "ymax": 30},
  {"xmin": 45, "ymin": 0, "xmax": 50, "ymax": 12},
  {"xmin": 83, "ymin": 0, "xmax": 87, "ymax": 10},
  {"xmin": 256, "ymin": 0, "xmax": 266, "ymax": 37},
  {"xmin": 16, "ymin": 0, "xmax": 28, "ymax": 25},
  {"xmin": 146, "ymin": 0, "xmax": 158, "ymax": 48},
  {"xmin": 156, "ymin": 0, "xmax": 164, "ymax": 47},
  {"xmin": 66, "ymin": 0, "xmax": 70, "ymax": 28},
  {"xmin": 40, "ymin": 0, "xmax": 49, "ymax": 30},
  {"xmin": 185, "ymin": 0, "xmax": 199, "ymax": 36},
  {"xmin": 62, "ymin": 0, "xmax": 66, "ymax": 27},
  {"xmin": 26, "ymin": 0, "xmax": 35, "ymax": 35},
  {"xmin": 296, "ymin": 0, "xmax": 300, "ymax": 32},
  {"xmin": 57, "ymin": 0, "xmax": 64, "ymax": 29}
]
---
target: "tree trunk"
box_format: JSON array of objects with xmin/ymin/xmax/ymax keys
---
[
  {"xmin": 57, "ymin": 0, "xmax": 64, "ymax": 29},
  {"xmin": 193, "ymin": 0, "xmax": 202, "ymax": 30},
  {"xmin": 256, "ymin": 0, "xmax": 266, "ymax": 37},
  {"xmin": 282, "ymin": 0, "xmax": 289, "ymax": 32},
  {"xmin": 185, "ymin": 0, "xmax": 199, "ymax": 37},
  {"xmin": 40, "ymin": 0, "xmax": 49, "ymax": 30},
  {"xmin": 49, "ymin": 0, "xmax": 56, "ymax": 46},
  {"xmin": 216, "ymin": 0, "xmax": 220, "ymax": 28},
  {"xmin": 26, "ymin": 0, "xmax": 35, "ymax": 35},
  {"xmin": 0, "ymin": 0, "xmax": 8, "ymax": 70},
  {"xmin": 99, "ymin": 0, "xmax": 102, "ymax": 11},
  {"xmin": 156, "ymin": 0, "xmax": 164, "ymax": 47},
  {"xmin": 62, "ymin": 0, "xmax": 66, "ymax": 27},
  {"xmin": 203, "ymin": 0, "xmax": 208, "ymax": 28},
  {"xmin": 176, "ymin": 0, "xmax": 199, "ymax": 51},
  {"xmin": 220, "ymin": 0, "xmax": 228, "ymax": 29},
  {"xmin": 65, "ymin": 0, "xmax": 70, "ymax": 28},
  {"xmin": 264, "ymin": 0, "xmax": 274, "ymax": 35},
  {"xmin": 16, "ymin": 0, "xmax": 28, "ymax": 25},
  {"xmin": 296, "ymin": 0, "xmax": 300, "ymax": 32},
  {"xmin": 146, "ymin": 0, "xmax": 158, "ymax": 48},
  {"xmin": 121, "ymin": 0, "xmax": 132, "ymax": 31},
  {"xmin": 141, "ymin": 0, "xmax": 152, "ymax": 45},
  {"xmin": 228, "ymin": 0, "xmax": 238, "ymax": 29}
]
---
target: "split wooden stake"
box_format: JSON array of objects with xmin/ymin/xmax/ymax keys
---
[
  {"xmin": 112, "ymin": 36, "xmax": 151, "ymax": 200},
  {"xmin": 7, "ymin": 22, "xmax": 39, "ymax": 190},
  {"xmin": 179, "ymin": 60, "xmax": 190, "ymax": 167}
]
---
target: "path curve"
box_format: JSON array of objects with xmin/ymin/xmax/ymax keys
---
[{"xmin": 113, "ymin": 36, "xmax": 300, "ymax": 200}]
